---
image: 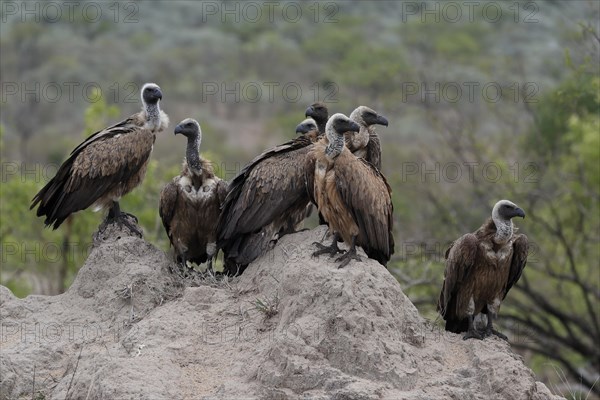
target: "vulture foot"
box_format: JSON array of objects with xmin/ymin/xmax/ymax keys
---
[
  {"xmin": 103, "ymin": 202, "xmax": 143, "ymax": 237},
  {"xmin": 462, "ymin": 329, "xmax": 484, "ymax": 340},
  {"xmin": 484, "ymin": 328, "xmax": 508, "ymax": 341},
  {"xmin": 112, "ymin": 214, "xmax": 143, "ymax": 238},
  {"xmin": 312, "ymin": 241, "xmax": 343, "ymax": 258},
  {"xmin": 335, "ymin": 247, "xmax": 361, "ymax": 268},
  {"xmin": 96, "ymin": 214, "xmax": 143, "ymax": 239},
  {"xmin": 121, "ymin": 212, "xmax": 139, "ymax": 223}
]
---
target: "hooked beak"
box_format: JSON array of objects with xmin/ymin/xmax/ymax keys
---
[
  {"xmin": 174, "ymin": 125, "xmax": 183, "ymax": 135},
  {"xmin": 376, "ymin": 115, "xmax": 389, "ymax": 127},
  {"xmin": 515, "ymin": 207, "xmax": 526, "ymax": 219}
]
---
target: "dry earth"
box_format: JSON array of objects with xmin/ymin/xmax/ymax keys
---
[{"xmin": 0, "ymin": 224, "xmax": 564, "ymax": 399}]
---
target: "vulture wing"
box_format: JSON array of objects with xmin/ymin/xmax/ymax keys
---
[
  {"xmin": 437, "ymin": 233, "xmax": 478, "ymax": 320},
  {"xmin": 366, "ymin": 132, "xmax": 382, "ymax": 170},
  {"xmin": 334, "ymin": 155, "xmax": 394, "ymax": 266},
  {"xmin": 31, "ymin": 116, "xmax": 154, "ymax": 229},
  {"xmin": 158, "ymin": 179, "xmax": 180, "ymax": 245},
  {"xmin": 503, "ymin": 233, "xmax": 528, "ymax": 299},
  {"xmin": 218, "ymin": 135, "xmax": 313, "ymax": 241}
]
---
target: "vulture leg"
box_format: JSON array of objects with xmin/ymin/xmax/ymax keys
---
[
  {"xmin": 103, "ymin": 201, "xmax": 143, "ymax": 237},
  {"xmin": 462, "ymin": 315, "xmax": 483, "ymax": 340},
  {"xmin": 206, "ymin": 257, "xmax": 215, "ymax": 275},
  {"xmin": 335, "ymin": 236, "xmax": 362, "ymax": 268},
  {"xmin": 312, "ymin": 233, "xmax": 344, "ymax": 257},
  {"xmin": 484, "ymin": 313, "xmax": 508, "ymax": 341},
  {"xmin": 173, "ymin": 254, "xmax": 189, "ymax": 277}
]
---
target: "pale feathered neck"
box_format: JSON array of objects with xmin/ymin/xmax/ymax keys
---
[
  {"xmin": 144, "ymin": 101, "xmax": 162, "ymax": 131},
  {"xmin": 185, "ymin": 134, "xmax": 202, "ymax": 173},
  {"xmin": 325, "ymin": 123, "xmax": 344, "ymax": 160},
  {"xmin": 492, "ymin": 208, "xmax": 513, "ymax": 244}
]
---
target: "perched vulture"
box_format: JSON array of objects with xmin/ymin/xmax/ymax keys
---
[
  {"xmin": 306, "ymin": 113, "xmax": 394, "ymax": 268},
  {"xmin": 217, "ymin": 118, "xmax": 320, "ymax": 275},
  {"xmin": 31, "ymin": 83, "xmax": 169, "ymax": 236},
  {"xmin": 438, "ymin": 200, "xmax": 528, "ymax": 340},
  {"xmin": 305, "ymin": 102, "xmax": 329, "ymax": 135},
  {"xmin": 346, "ymin": 106, "xmax": 388, "ymax": 170},
  {"xmin": 159, "ymin": 119, "xmax": 228, "ymax": 272}
]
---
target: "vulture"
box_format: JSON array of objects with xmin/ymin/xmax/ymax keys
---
[
  {"xmin": 305, "ymin": 102, "xmax": 329, "ymax": 135},
  {"xmin": 31, "ymin": 83, "xmax": 169, "ymax": 236},
  {"xmin": 346, "ymin": 106, "xmax": 388, "ymax": 170},
  {"xmin": 159, "ymin": 118, "xmax": 228, "ymax": 272},
  {"xmin": 438, "ymin": 200, "xmax": 528, "ymax": 340},
  {"xmin": 306, "ymin": 113, "xmax": 394, "ymax": 268},
  {"xmin": 217, "ymin": 117, "xmax": 320, "ymax": 275}
]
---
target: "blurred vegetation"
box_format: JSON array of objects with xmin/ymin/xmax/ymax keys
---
[{"xmin": 0, "ymin": 1, "xmax": 598, "ymax": 396}]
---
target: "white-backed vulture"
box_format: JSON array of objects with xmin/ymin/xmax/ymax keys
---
[
  {"xmin": 305, "ymin": 102, "xmax": 329, "ymax": 135},
  {"xmin": 306, "ymin": 113, "xmax": 394, "ymax": 268},
  {"xmin": 438, "ymin": 200, "xmax": 528, "ymax": 340},
  {"xmin": 217, "ymin": 119, "xmax": 320, "ymax": 276},
  {"xmin": 159, "ymin": 118, "xmax": 228, "ymax": 272},
  {"xmin": 31, "ymin": 83, "xmax": 169, "ymax": 236},
  {"xmin": 347, "ymin": 106, "xmax": 388, "ymax": 170}
]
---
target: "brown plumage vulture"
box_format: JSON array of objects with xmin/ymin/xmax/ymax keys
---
[
  {"xmin": 347, "ymin": 106, "xmax": 388, "ymax": 170},
  {"xmin": 217, "ymin": 118, "xmax": 320, "ymax": 276},
  {"xmin": 306, "ymin": 113, "xmax": 395, "ymax": 268},
  {"xmin": 31, "ymin": 83, "xmax": 169, "ymax": 236},
  {"xmin": 438, "ymin": 200, "xmax": 528, "ymax": 340},
  {"xmin": 159, "ymin": 118, "xmax": 228, "ymax": 272}
]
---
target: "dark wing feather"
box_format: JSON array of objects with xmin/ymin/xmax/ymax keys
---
[
  {"xmin": 503, "ymin": 233, "xmax": 528, "ymax": 299},
  {"xmin": 366, "ymin": 132, "xmax": 382, "ymax": 170},
  {"xmin": 437, "ymin": 233, "xmax": 478, "ymax": 319},
  {"xmin": 217, "ymin": 136, "xmax": 313, "ymax": 241},
  {"xmin": 159, "ymin": 180, "xmax": 180, "ymax": 245},
  {"xmin": 69, "ymin": 117, "xmax": 135, "ymax": 156},
  {"xmin": 304, "ymin": 146, "xmax": 317, "ymax": 206},
  {"xmin": 334, "ymin": 154, "xmax": 394, "ymax": 266},
  {"xmin": 216, "ymin": 178, "xmax": 229, "ymax": 207},
  {"xmin": 31, "ymin": 115, "xmax": 152, "ymax": 229}
]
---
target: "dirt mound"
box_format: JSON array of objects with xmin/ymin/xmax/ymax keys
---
[{"xmin": 0, "ymin": 225, "xmax": 562, "ymax": 399}]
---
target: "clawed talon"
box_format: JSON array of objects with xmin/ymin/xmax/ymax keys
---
[
  {"xmin": 335, "ymin": 248, "xmax": 361, "ymax": 268},
  {"xmin": 463, "ymin": 329, "xmax": 484, "ymax": 340},
  {"xmin": 484, "ymin": 328, "xmax": 508, "ymax": 341},
  {"xmin": 121, "ymin": 212, "xmax": 139, "ymax": 223},
  {"xmin": 312, "ymin": 241, "xmax": 344, "ymax": 258},
  {"xmin": 105, "ymin": 214, "xmax": 143, "ymax": 238}
]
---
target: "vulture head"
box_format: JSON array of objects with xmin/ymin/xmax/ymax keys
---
[
  {"xmin": 295, "ymin": 118, "xmax": 318, "ymax": 135},
  {"xmin": 493, "ymin": 199, "xmax": 526, "ymax": 221},
  {"xmin": 305, "ymin": 102, "xmax": 329, "ymax": 134},
  {"xmin": 305, "ymin": 102, "xmax": 328, "ymax": 120},
  {"xmin": 326, "ymin": 113, "xmax": 360, "ymax": 142},
  {"xmin": 350, "ymin": 106, "xmax": 389, "ymax": 128},
  {"xmin": 174, "ymin": 118, "xmax": 201, "ymax": 140},
  {"xmin": 141, "ymin": 83, "xmax": 163, "ymax": 105}
]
